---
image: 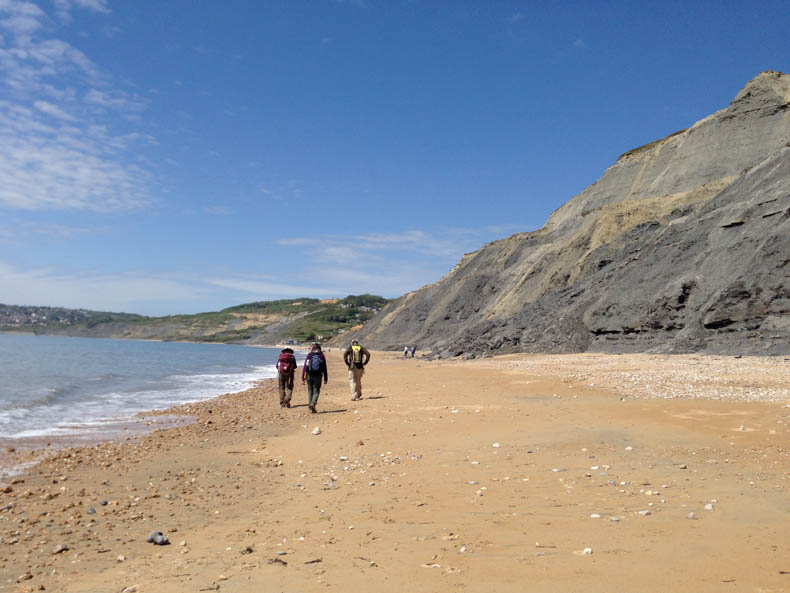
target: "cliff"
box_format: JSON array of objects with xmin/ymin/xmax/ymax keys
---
[{"xmin": 350, "ymin": 71, "xmax": 790, "ymax": 356}]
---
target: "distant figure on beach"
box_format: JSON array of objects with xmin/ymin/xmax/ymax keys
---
[
  {"xmin": 411, "ymin": 345, "xmax": 416, "ymax": 358},
  {"xmin": 276, "ymin": 347, "xmax": 297, "ymax": 408},
  {"xmin": 302, "ymin": 343, "xmax": 328, "ymax": 414},
  {"xmin": 344, "ymin": 338, "xmax": 370, "ymax": 401},
  {"xmin": 404, "ymin": 346, "xmax": 409, "ymax": 357}
]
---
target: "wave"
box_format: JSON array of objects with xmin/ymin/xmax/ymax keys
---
[{"xmin": 0, "ymin": 361, "xmax": 280, "ymax": 439}]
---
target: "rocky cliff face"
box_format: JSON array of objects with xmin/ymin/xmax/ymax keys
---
[{"xmin": 354, "ymin": 71, "xmax": 790, "ymax": 356}]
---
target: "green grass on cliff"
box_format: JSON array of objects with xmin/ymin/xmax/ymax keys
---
[{"xmin": 0, "ymin": 295, "xmax": 389, "ymax": 344}]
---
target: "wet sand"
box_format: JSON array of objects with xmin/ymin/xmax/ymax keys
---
[{"xmin": 2, "ymin": 351, "xmax": 790, "ymax": 592}]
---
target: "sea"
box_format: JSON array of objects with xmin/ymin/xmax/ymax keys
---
[{"xmin": 0, "ymin": 333, "xmax": 298, "ymax": 443}]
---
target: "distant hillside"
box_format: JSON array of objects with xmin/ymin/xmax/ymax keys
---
[
  {"xmin": 349, "ymin": 71, "xmax": 790, "ymax": 357},
  {"xmin": 0, "ymin": 295, "xmax": 389, "ymax": 345}
]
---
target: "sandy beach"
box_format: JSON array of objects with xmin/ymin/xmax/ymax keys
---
[{"xmin": 2, "ymin": 351, "xmax": 790, "ymax": 592}]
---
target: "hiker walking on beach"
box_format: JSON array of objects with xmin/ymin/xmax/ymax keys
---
[
  {"xmin": 343, "ymin": 338, "xmax": 370, "ymax": 401},
  {"xmin": 404, "ymin": 346, "xmax": 409, "ymax": 358},
  {"xmin": 276, "ymin": 347, "xmax": 297, "ymax": 408},
  {"xmin": 411, "ymin": 345, "xmax": 416, "ymax": 358},
  {"xmin": 302, "ymin": 343, "xmax": 328, "ymax": 413}
]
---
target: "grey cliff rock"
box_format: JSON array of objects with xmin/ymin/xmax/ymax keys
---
[{"xmin": 353, "ymin": 71, "xmax": 790, "ymax": 356}]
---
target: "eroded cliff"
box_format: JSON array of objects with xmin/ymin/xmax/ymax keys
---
[{"xmin": 353, "ymin": 71, "xmax": 790, "ymax": 356}]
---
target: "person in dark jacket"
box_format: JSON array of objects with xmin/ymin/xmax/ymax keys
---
[
  {"xmin": 275, "ymin": 347, "xmax": 297, "ymax": 407},
  {"xmin": 301, "ymin": 343, "xmax": 328, "ymax": 413},
  {"xmin": 343, "ymin": 339, "xmax": 370, "ymax": 401}
]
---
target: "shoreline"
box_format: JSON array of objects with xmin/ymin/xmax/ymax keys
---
[
  {"xmin": 0, "ymin": 329, "xmax": 313, "ymax": 351},
  {"xmin": 0, "ymin": 335, "xmax": 288, "ymax": 477},
  {"xmin": 2, "ymin": 352, "xmax": 790, "ymax": 592}
]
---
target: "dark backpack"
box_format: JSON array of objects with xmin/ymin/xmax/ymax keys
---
[{"xmin": 308, "ymin": 353, "xmax": 322, "ymax": 372}]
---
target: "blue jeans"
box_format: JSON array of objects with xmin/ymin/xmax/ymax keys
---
[{"xmin": 306, "ymin": 372, "xmax": 323, "ymax": 406}]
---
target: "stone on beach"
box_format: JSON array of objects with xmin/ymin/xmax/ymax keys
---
[{"xmin": 145, "ymin": 530, "xmax": 170, "ymax": 545}]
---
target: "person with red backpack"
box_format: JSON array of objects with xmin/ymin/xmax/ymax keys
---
[
  {"xmin": 302, "ymin": 343, "xmax": 328, "ymax": 413},
  {"xmin": 276, "ymin": 347, "xmax": 297, "ymax": 408}
]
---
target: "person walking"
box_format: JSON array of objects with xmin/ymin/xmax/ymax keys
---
[
  {"xmin": 276, "ymin": 347, "xmax": 297, "ymax": 408},
  {"xmin": 302, "ymin": 343, "xmax": 328, "ymax": 413},
  {"xmin": 343, "ymin": 339, "xmax": 370, "ymax": 401},
  {"xmin": 403, "ymin": 346, "xmax": 409, "ymax": 358},
  {"xmin": 411, "ymin": 345, "xmax": 416, "ymax": 358}
]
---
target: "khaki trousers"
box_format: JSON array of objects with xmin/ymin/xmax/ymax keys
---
[{"xmin": 349, "ymin": 367, "xmax": 364, "ymax": 400}]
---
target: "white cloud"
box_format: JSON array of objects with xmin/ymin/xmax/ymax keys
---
[
  {"xmin": 0, "ymin": 1, "xmax": 45, "ymax": 36},
  {"xmin": 0, "ymin": 260, "xmax": 207, "ymax": 314},
  {"xmin": 53, "ymin": 0, "xmax": 109, "ymax": 23},
  {"xmin": 0, "ymin": 0, "xmax": 152, "ymax": 211},
  {"xmin": 275, "ymin": 228, "xmax": 495, "ymax": 297},
  {"xmin": 0, "ymin": 101, "xmax": 150, "ymax": 210},
  {"xmin": 84, "ymin": 88, "xmax": 148, "ymax": 112},
  {"xmin": 0, "ymin": 219, "xmax": 97, "ymax": 243},
  {"xmin": 509, "ymin": 12, "xmax": 524, "ymax": 24},
  {"xmin": 573, "ymin": 38, "xmax": 585, "ymax": 49},
  {"xmin": 205, "ymin": 276, "xmax": 337, "ymax": 298},
  {"xmin": 0, "ymin": 223, "xmax": 535, "ymax": 313},
  {"xmin": 280, "ymin": 228, "xmax": 480, "ymax": 260},
  {"xmin": 33, "ymin": 99, "xmax": 75, "ymax": 120}
]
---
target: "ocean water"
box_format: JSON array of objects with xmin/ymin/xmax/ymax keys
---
[{"xmin": 0, "ymin": 333, "xmax": 296, "ymax": 441}]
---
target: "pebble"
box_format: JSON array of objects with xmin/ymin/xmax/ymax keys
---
[
  {"xmin": 589, "ymin": 513, "xmax": 601, "ymax": 519},
  {"xmin": 117, "ymin": 554, "xmax": 126, "ymax": 562},
  {"xmin": 583, "ymin": 547, "xmax": 593, "ymax": 555},
  {"xmin": 492, "ymin": 443, "xmax": 501, "ymax": 448},
  {"xmin": 87, "ymin": 507, "xmax": 96, "ymax": 514},
  {"xmin": 51, "ymin": 543, "xmax": 69, "ymax": 554},
  {"xmin": 704, "ymin": 503, "xmax": 715, "ymax": 511},
  {"xmin": 638, "ymin": 510, "xmax": 651, "ymax": 516},
  {"xmin": 312, "ymin": 427, "xmax": 322, "ymax": 435},
  {"xmin": 121, "ymin": 587, "xmax": 138, "ymax": 593},
  {"xmin": 688, "ymin": 512, "xmax": 696, "ymax": 520},
  {"xmin": 146, "ymin": 531, "xmax": 170, "ymax": 545}
]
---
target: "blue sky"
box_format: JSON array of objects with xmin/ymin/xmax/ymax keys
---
[{"xmin": 0, "ymin": 1, "xmax": 787, "ymax": 315}]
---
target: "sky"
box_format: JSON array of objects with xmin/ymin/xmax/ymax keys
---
[{"xmin": 0, "ymin": 1, "xmax": 788, "ymax": 316}]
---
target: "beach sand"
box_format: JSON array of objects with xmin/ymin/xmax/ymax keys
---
[{"xmin": 2, "ymin": 351, "xmax": 790, "ymax": 592}]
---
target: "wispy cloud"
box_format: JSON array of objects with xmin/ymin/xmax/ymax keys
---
[
  {"xmin": 0, "ymin": 222, "xmax": 537, "ymax": 313},
  {"xmin": 0, "ymin": 0, "xmax": 153, "ymax": 211},
  {"xmin": 0, "ymin": 260, "xmax": 209, "ymax": 314},
  {"xmin": 280, "ymin": 228, "xmax": 481, "ymax": 260},
  {"xmin": 276, "ymin": 227, "xmax": 504, "ymax": 297},
  {"xmin": 573, "ymin": 38, "xmax": 585, "ymax": 49},
  {"xmin": 0, "ymin": 220, "xmax": 97, "ymax": 244},
  {"xmin": 257, "ymin": 179, "xmax": 305, "ymax": 201},
  {"xmin": 202, "ymin": 205, "xmax": 233, "ymax": 216},
  {"xmin": 508, "ymin": 12, "xmax": 524, "ymax": 24}
]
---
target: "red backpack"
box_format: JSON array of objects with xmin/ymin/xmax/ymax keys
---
[{"xmin": 277, "ymin": 353, "xmax": 295, "ymax": 374}]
